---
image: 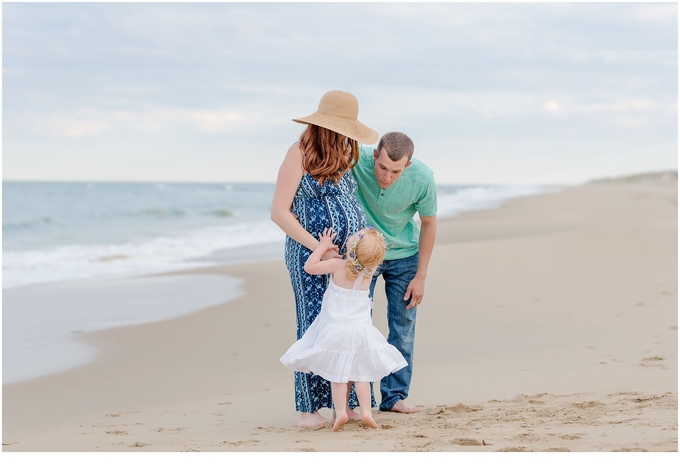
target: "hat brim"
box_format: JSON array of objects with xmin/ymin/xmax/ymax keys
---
[{"xmin": 292, "ymin": 112, "xmax": 378, "ymax": 145}]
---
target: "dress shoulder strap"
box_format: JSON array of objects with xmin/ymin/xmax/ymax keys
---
[{"xmin": 352, "ymin": 270, "xmax": 366, "ymax": 291}]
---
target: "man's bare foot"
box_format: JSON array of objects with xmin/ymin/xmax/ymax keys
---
[
  {"xmin": 332, "ymin": 408, "xmax": 361, "ymax": 421},
  {"xmin": 387, "ymin": 400, "xmax": 421, "ymax": 414},
  {"xmin": 331, "ymin": 412, "xmax": 348, "ymax": 432},
  {"xmin": 361, "ymin": 414, "xmax": 379, "ymax": 429},
  {"xmin": 299, "ymin": 411, "xmax": 328, "ymax": 428}
]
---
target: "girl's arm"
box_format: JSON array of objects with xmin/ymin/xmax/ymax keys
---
[
  {"xmin": 304, "ymin": 228, "xmax": 345, "ymax": 275},
  {"xmin": 271, "ymin": 143, "xmax": 322, "ymax": 252}
]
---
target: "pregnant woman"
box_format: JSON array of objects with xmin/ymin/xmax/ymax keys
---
[{"xmin": 271, "ymin": 90, "xmax": 378, "ymax": 428}]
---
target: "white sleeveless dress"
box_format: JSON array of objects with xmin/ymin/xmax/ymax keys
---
[{"xmin": 280, "ymin": 274, "xmax": 407, "ymax": 383}]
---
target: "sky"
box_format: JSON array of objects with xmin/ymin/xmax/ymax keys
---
[{"xmin": 2, "ymin": 1, "xmax": 678, "ymax": 185}]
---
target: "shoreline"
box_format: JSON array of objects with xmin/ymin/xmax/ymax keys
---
[
  {"xmin": 2, "ymin": 182, "xmax": 561, "ymax": 291},
  {"xmin": 2, "ymin": 182, "xmax": 677, "ymax": 452},
  {"xmin": 2, "ymin": 186, "xmax": 561, "ymax": 386}
]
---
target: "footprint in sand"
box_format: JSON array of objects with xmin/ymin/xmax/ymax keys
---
[
  {"xmin": 253, "ymin": 426, "xmax": 288, "ymax": 434},
  {"xmin": 107, "ymin": 411, "xmax": 139, "ymax": 418},
  {"xmin": 639, "ymin": 357, "xmax": 666, "ymax": 368},
  {"xmin": 452, "ymin": 438, "xmax": 483, "ymax": 446},
  {"xmin": 642, "ymin": 356, "xmax": 665, "ymax": 361},
  {"xmin": 573, "ymin": 401, "xmax": 602, "ymax": 409},
  {"xmin": 217, "ymin": 402, "xmax": 232, "ymax": 405},
  {"xmin": 221, "ymin": 439, "xmax": 261, "ymax": 447},
  {"xmin": 430, "ymin": 404, "xmax": 483, "ymax": 414},
  {"xmin": 105, "ymin": 430, "xmax": 129, "ymax": 435},
  {"xmin": 129, "ymin": 442, "xmax": 150, "ymax": 448},
  {"xmin": 528, "ymin": 399, "xmax": 546, "ymax": 404},
  {"xmin": 614, "ymin": 447, "xmax": 649, "ymax": 452},
  {"xmin": 631, "ymin": 394, "xmax": 667, "ymax": 404}
]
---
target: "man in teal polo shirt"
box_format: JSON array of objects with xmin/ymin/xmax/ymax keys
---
[{"xmin": 352, "ymin": 132, "xmax": 437, "ymax": 414}]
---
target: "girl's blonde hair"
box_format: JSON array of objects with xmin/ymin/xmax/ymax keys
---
[
  {"xmin": 345, "ymin": 228, "xmax": 387, "ymax": 280},
  {"xmin": 299, "ymin": 124, "xmax": 360, "ymax": 185}
]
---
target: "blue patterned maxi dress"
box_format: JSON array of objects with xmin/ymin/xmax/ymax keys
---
[{"xmin": 285, "ymin": 171, "xmax": 376, "ymax": 413}]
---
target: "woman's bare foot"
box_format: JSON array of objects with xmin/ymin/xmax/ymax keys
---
[
  {"xmin": 299, "ymin": 411, "xmax": 328, "ymax": 429},
  {"xmin": 361, "ymin": 413, "xmax": 379, "ymax": 429},
  {"xmin": 388, "ymin": 400, "xmax": 421, "ymax": 414},
  {"xmin": 331, "ymin": 411, "xmax": 349, "ymax": 432}
]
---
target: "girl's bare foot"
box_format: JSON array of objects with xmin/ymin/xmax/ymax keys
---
[
  {"xmin": 333, "ymin": 407, "xmax": 361, "ymax": 421},
  {"xmin": 347, "ymin": 407, "xmax": 362, "ymax": 420},
  {"xmin": 331, "ymin": 411, "xmax": 349, "ymax": 432},
  {"xmin": 361, "ymin": 413, "xmax": 379, "ymax": 429},
  {"xmin": 299, "ymin": 411, "xmax": 328, "ymax": 429}
]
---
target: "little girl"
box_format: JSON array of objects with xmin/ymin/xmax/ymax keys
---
[{"xmin": 280, "ymin": 227, "xmax": 407, "ymax": 431}]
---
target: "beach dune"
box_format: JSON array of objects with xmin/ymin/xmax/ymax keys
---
[{"xmin": 2, "ymin": 181, "xmax": 677, "ymax": 452}]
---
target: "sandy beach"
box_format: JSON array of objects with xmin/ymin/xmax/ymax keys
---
[{"xmin": 2, "ymin": 181, "xmax": 677, "ymax": 456}]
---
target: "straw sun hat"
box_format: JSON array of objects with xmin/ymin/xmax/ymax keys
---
[{"xmin": 292, "ymin": 90, "xmax": 379, "ymax": 145}]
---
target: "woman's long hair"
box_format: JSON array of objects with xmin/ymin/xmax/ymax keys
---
[{"xmin": 299, "ymin": 125, "xmax": 359, "ymax": 185}]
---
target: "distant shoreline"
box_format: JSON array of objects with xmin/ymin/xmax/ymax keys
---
[
  {"xmin": 587, "ymin": 170, "xmax": 678, "ymax": 185},
  {"xmin": 2, "ymin": 169, "xmax": 677, "ymax": 186}
]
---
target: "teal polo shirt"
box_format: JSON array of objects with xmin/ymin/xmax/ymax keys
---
[{"xmin": 351, "ymin": 147, "xmax": 437, "ymax": 261}]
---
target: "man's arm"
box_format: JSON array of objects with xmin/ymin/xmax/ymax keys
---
[{"xmin": 404, "ymin": 214, "xmax": 437, "ymax": 309}]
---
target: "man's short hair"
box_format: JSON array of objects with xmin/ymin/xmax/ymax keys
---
[{"xmin": 377, "ymin": 132, "xmax": 414, "ymax": 162}]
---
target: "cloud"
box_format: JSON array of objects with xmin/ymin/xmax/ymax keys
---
[
  {"xmin": 56, "ymin": 120, "xmax": 110, "ymax": 138},
  {"xmin": 8, "ymin": 106, "xmax": 265, "ymax": 138},
  {"xmin": 14, "ymin": 109, "xmax": 113, "ymax": 138},
  {"xmin": 2, "ymin": 68, "xmax": 24, "ymax": 76},
  {"xmin": 103, "ymin": 86, "xmax": 161, "ymax": 95},
  {"xmin": 2, "ymin": 2, "xmax": 676, "ymax": 183},
  {"xmin": 633, "ymin": 3, "xmax": 678, "ymax": 23},
  {"xmin": 543, "ymin": 100, "xmax": 562, "ymax": 113}
]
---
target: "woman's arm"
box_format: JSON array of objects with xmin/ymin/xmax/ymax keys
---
[{"xmin": 271, "ymin": 143, "xmax": 321, "ymax": 252}]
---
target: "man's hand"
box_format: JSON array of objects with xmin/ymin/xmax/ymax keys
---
[{"xmin": 404, "ymin": 275, "xmax": 425, "ymax": 309}]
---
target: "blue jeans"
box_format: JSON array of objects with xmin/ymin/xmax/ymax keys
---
[{"xmin": 369, "ymin": 252, "xmax": 419, "ymax": 411}]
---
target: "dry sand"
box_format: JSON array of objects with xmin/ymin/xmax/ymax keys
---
[{"xmin": 2, "ymin": 182, "xmax": 677, "ymax": 459}]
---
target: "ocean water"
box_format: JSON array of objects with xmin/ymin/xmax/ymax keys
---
[
  {"xmin": 2, "ymin": 180, "xmax": 558, "ymax": 384},
  {"xmin": 2, "ymin": 181, "xmax": 281, "ymax": 289},
  {"xmin": 2, "ymin": 181, "xmax": 556, "ymax": 290}
]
